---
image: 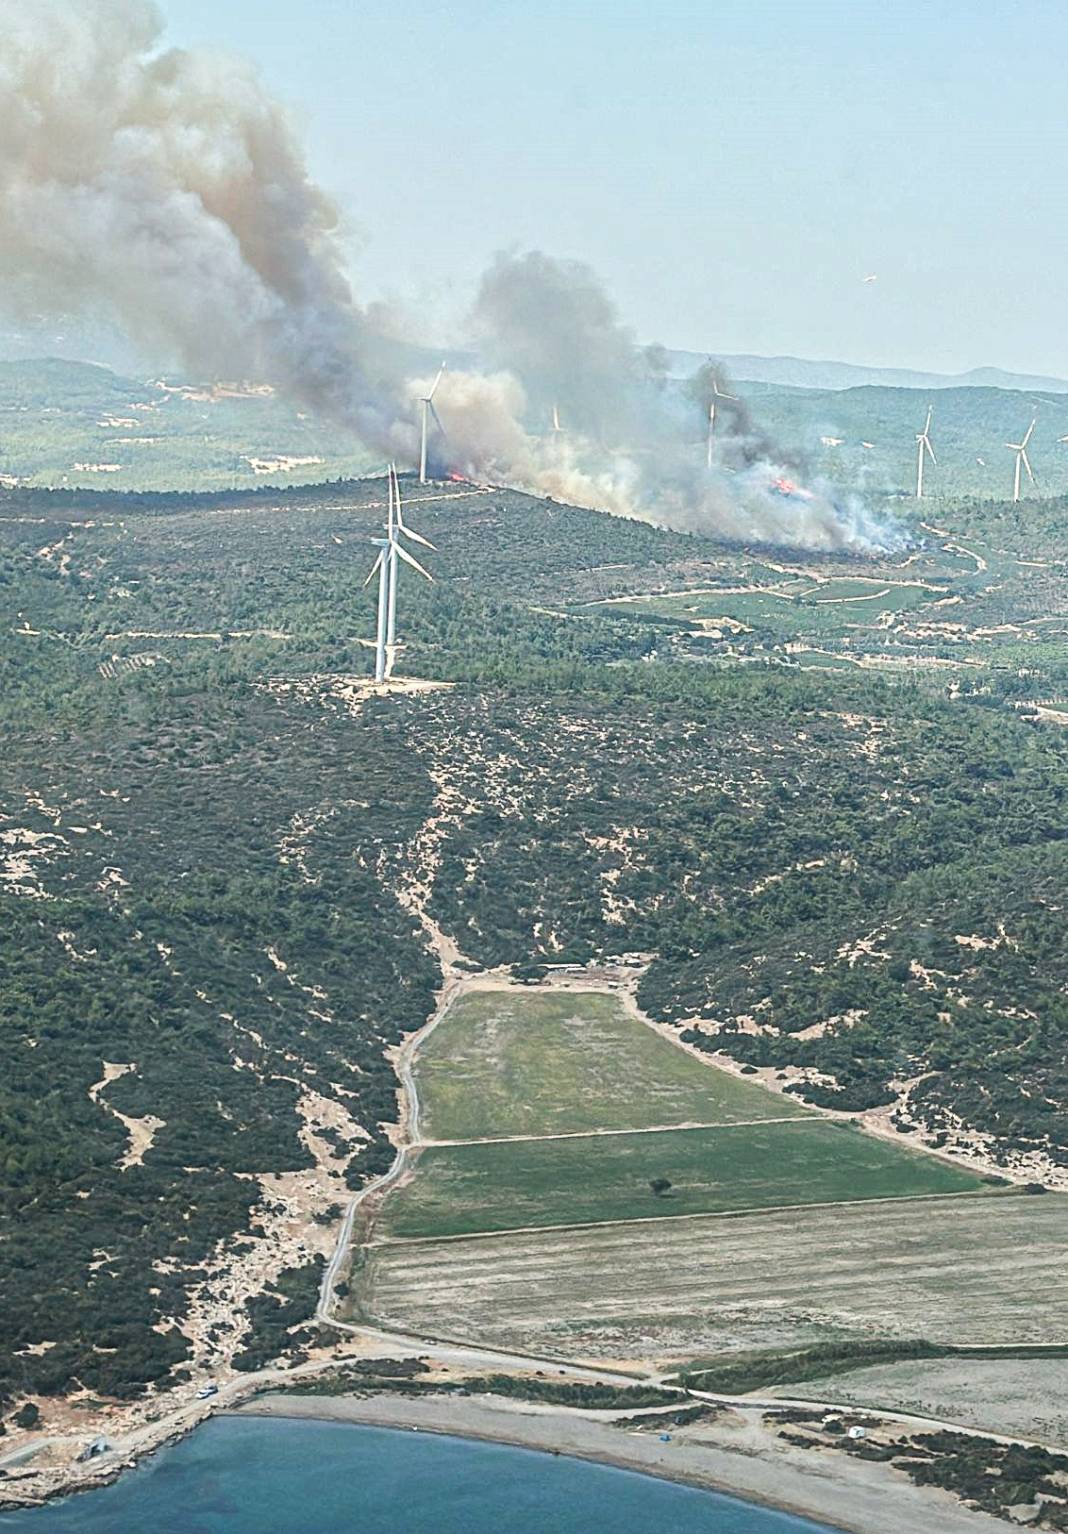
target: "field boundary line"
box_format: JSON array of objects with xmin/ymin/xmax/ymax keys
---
[
  {"xmin": 420, "ymin": 1115, "xmax": 815, "ymax": 1148},
  {"xmin": 374, "ymin": 1186, "xmax": 1014, "ymax": 1248}
]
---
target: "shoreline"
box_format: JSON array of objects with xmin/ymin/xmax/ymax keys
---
[{"xmin": 233, "ymin": 1390, "xmax": 1009, "ymax": 1534}]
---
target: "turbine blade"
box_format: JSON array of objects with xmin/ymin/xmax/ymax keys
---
[
  {"xmin": 1023, "ymin": 450, "xmax": 1035, "ymax": 481},
  {"xmin": 428, "ymin": 362, "xmax": 447, "ymax": 401},
  {"xmin": 925, "ymin": 438, "xmax": 937, "ymax": 463},
  {"xmin": 395, "ymin": 542, "xmax": 434, "ymax": 581},
  {"xmin": 1023, "ymin": 419, "xmax": 1036, "ymax": 446},
  {"xmin": 428, "ymin": 401, "xmax": 446, "ymax": 438},
  {"xmin": 397, "ymin": 512, "xmax": 436, "ymax": 550},
  {"xmin": 363, "ymin": 550, "xmax": 384, "ymax": 586},
  {"xmin": 924, "ymin": 406, "xmax": 933, "ymax": 434}
]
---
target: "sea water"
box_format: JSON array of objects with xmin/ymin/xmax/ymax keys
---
[{"xmin": 0, "ymin": 1417, "xmax": 839, "ymax": 1534}]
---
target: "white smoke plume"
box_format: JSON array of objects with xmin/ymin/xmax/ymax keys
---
[
  {"xmin": 0, "ymin": 0, "xmax": 406, "ymax": 447},
  {"xmin": 0, "ymin": 1, "xmax": 904, "ymax": 552}
]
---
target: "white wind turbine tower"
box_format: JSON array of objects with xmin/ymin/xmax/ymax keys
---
[
  {"xmin": 418, "ymin": 363, "xmax": 447, "ymax": 485},
  {"xmin": 706, "ymin": 378, "xmax": 737, "ymax": 469},
  {"xmin": 383, "ymin": 464, "xmax": 435, "ymax": 676},
  {"xmin": 1007, "ymin": 419, "xmax": 1036, "ymax": 502},
  {"xmin": 365, "ymin": 467, "xmax": 436, "ymax": 682},
  {"xmin": 915, "ymin": 405, "xmax": 936, "ymax": 498},
  {"xmin": 364, "ymin": 526, "xmax": 391, "ymax": 685}
]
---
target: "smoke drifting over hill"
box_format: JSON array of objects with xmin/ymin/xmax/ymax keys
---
[
  {"xmin": 0, "ymin": 0, "xmax": 397, "ymax": 443},
  {"xmin": 0, "ymin": 0, "xmax": 904, "ymax": 552}
]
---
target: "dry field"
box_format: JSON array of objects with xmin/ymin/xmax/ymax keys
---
[
  {"xmin": 359, "ymin": 1194, "xmax": 1068, "ymax": 1367},
  {"xmin": 777, "ymin": 1355, "xmax": 1068, "ymax": 1448}
]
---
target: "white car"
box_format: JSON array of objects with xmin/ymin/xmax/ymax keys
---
[{"xmin": 196, "ymin": 1383, "xmax": 219, "ymax": 1401}]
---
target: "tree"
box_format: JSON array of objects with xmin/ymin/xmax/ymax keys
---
[{"xmin": 649, "ymin": 1177, "xmax": 672, "ymax": 1197}]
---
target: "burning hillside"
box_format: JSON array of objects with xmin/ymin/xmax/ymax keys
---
[{"xmin": 0, "ymin": 0, "xmax": 905, "ymax": 553}]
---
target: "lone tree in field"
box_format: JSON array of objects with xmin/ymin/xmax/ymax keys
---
[{"xmin": 649, "ymin": 1177, "xmax": 673, "ymax": 1197}]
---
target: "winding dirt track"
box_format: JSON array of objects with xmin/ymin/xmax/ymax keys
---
[{"xmin": 315, "ymin": 968, "xmax": 461, "ymax": 1329}]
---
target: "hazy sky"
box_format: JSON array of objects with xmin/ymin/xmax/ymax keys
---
[{"xmin": 163, "ymin": 0, "xmax": 1067, "ymax": 376}]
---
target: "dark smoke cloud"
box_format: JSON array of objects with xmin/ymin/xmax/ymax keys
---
[
  {"xmin": 471, "ymin": 250, "xmax": 642, "ymax": 443},
  {"xmin": 442, "ymin": 251, "xmax": 905, "ymax": 551},
  {"xmin": 687, "ymin": 361, "xmax": 800, "ymax": 471}
]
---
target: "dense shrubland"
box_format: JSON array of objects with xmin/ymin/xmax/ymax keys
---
[{"xmin": 2, "ymin": 473, "xmax": 1067, "ymax": 1406}]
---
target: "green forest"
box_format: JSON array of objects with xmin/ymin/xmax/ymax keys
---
[{"xmin": 1, "ymin": 466, "xmax": 1066, "ymax": 1412}]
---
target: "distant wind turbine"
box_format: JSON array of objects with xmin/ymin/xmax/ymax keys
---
[
  {"xmin": 1007, "ymin": 420, "xmax": 1036, "ymax": 502},
  {"xmin": 915, "ymin": 405, "xmax": 936, "ymax": 499},
  {"xmin": 706, "ymin": 378, "xmax": 737, "ymax": 469},
  {"xmin": 418, "ymin": 364, "xmax": 447, "ymax": 485},
  {"xmin": 365, "ymin": 466, "xmax": 435, "ymax": 682}
]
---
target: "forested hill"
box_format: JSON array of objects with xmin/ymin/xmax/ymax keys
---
[
  {"xmin": 1, "ymin": 473, "xmax": 1067, "ymax": 1413},
  {"xmin": 6, "ymin": 354, "xmax": 1068, "ymax": 499}
]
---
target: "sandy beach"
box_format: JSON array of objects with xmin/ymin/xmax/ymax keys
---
[{"xmin": 235, "ymin": 1391, "xmax": 1010, "ymax": 1534}]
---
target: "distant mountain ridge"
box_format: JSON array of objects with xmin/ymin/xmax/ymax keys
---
[{"xmin": 665, "ymin": 350, "xmax": 1068, "ymax": 395}]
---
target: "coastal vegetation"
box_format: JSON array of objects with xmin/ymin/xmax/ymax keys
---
[
  {"xmin": 286, "ymin": 1370, "xmax": 680, "ymax": 1410},
  {"xmin": 676, "ymin": 1339, "xmax": 1068, "ymax": 1395}
]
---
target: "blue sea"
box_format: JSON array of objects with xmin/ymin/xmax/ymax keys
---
[{"xmin": 0, "ymin": 1418, "xmax": 839, "ymax": 1534}]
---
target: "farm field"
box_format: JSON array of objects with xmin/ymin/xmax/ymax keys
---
[
  {"xmin": 597, "ymin": 578, "xmax": 952, "ymax": 638},
  {"xmin": 777, "ymin": 1355, "xmax": 1068, "ymax": 1448},
  {"xmin": 359, "ymin": 1194, "xmax": 1068, "ymax": 1364},
  {"xmin": 414, "ymin": 989, "xmax": 798, "ymax": 1141},
  {"xmin": 378, "ymin": 1118, "xmax": 986, "ymax": 1240}
]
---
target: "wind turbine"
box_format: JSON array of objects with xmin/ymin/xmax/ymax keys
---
[
  {"xmin": 384, "ymin": 464, "xmax": 434, "ymax": 677},
  {"xmin": 706, "ymin": 378, "xmax": 737, "ymax": 469},
  {"xmin": 365, "ymin": 467, "xmax": 435, "ymax": 682},
  {"xmin": 551, "ymin": 403, "xmax": 564, "ymax": 440},
  {"xmin": 1007, "ymin": 419, "xmax": 1036, "ymax": 502},
  {"xmin": 364, "ymin": 531, "xmax": 391, "ymax": 685},
  {"xmin": 418, "ymin": 363, "xmax": 447, "ymax": 485},
  {"xmin": 915, "ymin": 405, "xmax": 936, "ymax": 498}
]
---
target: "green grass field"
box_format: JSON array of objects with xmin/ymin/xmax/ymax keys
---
[
  {"xmin": 380, "ymin": 1118, "xmax": 986, "ymax": 1240},
  {"xmin": 414, "ymin": 989, "xmax": 796, "ymax": 1140},
  {"xmin": 600, "ymin": 585, "xmax": 938, "ymax": 638}
]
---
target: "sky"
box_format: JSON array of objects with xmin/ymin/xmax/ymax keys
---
[{"xmin": 142, "ymin": 1, "xmax": 1068, "ymax": 374}]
